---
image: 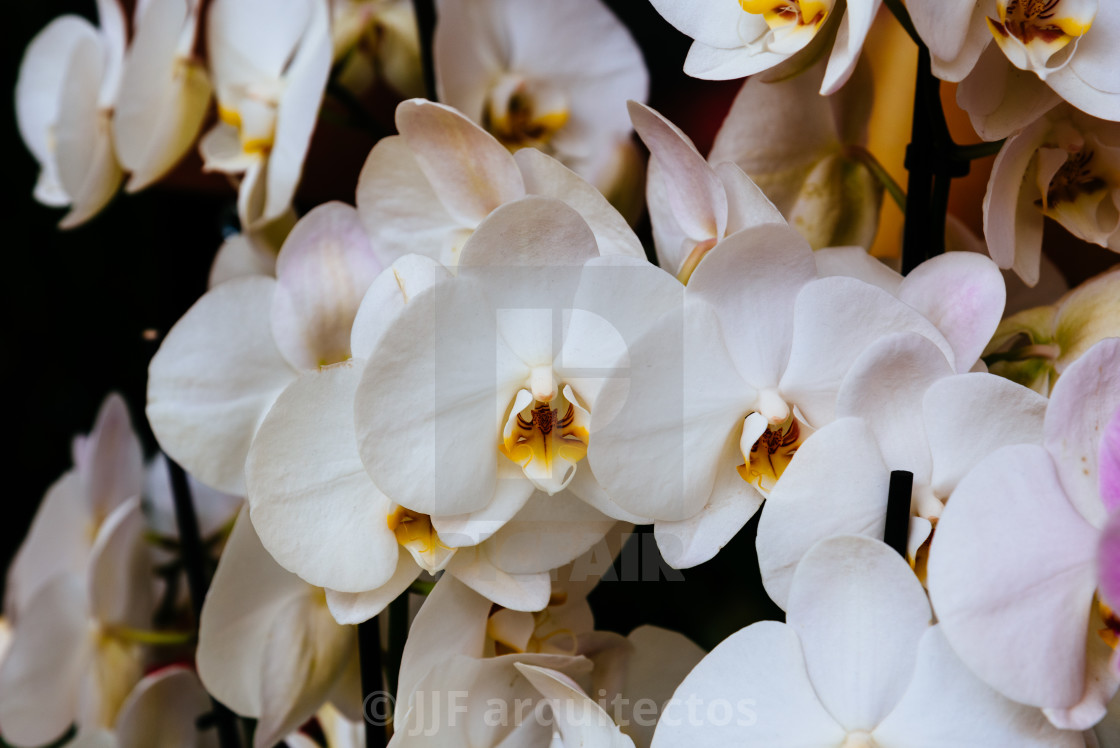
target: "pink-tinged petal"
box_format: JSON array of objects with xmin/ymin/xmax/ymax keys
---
[
  {"xmin": 628, "ymin": 101, "xmax": 726, "ymax": 243},
  {"xmin": 651, "ymin": 621, "xmax": 847, "ymax": 747},
  {"xmin": 430, "ymin": 0, "xmax": 507, "ymax": 122},
  {"xmin": 647, "ymin": 0, "xmax": 746, "ymax": 50},
  {"xmin": 115, "ymin": 667, "xmax": 216, "ymax": 748},
  {"xmin": 4, "ymin": 471, "xmax": 90, "ymax": 619},
  {"xmin": 1043, "ymin": 600, "xmax": 1120, "ymax": 730},
  {"xmin": 349, "ymin": 254, "xmax": 451, "ymax": 360},
  {"xmin": 458, "ymin": 196, "xmax": 598, "ymax": 269},
  {"xmin": 323, "ymin": 549, "xmax": 420, "ymax": 625},
  {"xmin": 873, "ymin": 626, "xmax": 1084, "ymax": 746},
  {"xmin": 757, "ymin": 418, "xmax": 890, "ymax": 610},
  {"xmin": 0, "ymin": 575, "xmax": 93, "ymax": 747},
  {"xmin": 114, "ymin": 0, "xmax": 211, "ymax": 192},
  {"xmin": 198, "ymin": 508, "xmax": 310, "ymax": 718},
  {"xmin": 355, "ymin": 275, "xmax": 526, "ymax": 517},
  {"xmin": 924, "ymin": 373, "xmax": 1047, "ymax": 497},
  {"xmin": 1045, "ymin": 338, "xmax": 1120, "ymax": 528},
  {"xmin": 928, "ymin": 444, "xmax": 1099, "ymax": 709},
  {"xmin": 836, "ymin": 333, "xmax": 954, "ymax": 484},
  {"xmin": 355, "ymin": 135, "xmax": 467, "ymax": 268},
  {"xmin": 958, "ymin": 45, "xmax": 1061, "ymax": 141},
  {"xmin": 1099, "ymin": 407, "xmax": 1120, "ymax": 513},
  {"xmin": 821, "ymin": 0, "xmax": 882, "ymax": 95},
  {"xmin": 514, "ymin": 148, "xmax": 645, "ymax": 259},
  {"xmin": 264, "ymin": 0, "xmax": 331, "ymax": 223},
  {"xmin": 87, "ymin": 498, "xmax": 154, "ymax": 628},
  {"xmin": 587, "ymin": 301, "xmax": 755, "ymax": 522},
  {"xmin": 445, "ymin": 550, "xmax": 551, "ymax": 612},
  {"xmin": 715, "ymin": 162, "xmax": 786, "ymax": 235},
  {"xmin": 983, "ymin": 115, "xmax": 1051, "ymax": 286},
  {"xmin": 395, "ymin": 99, "xmax": 525, "ymax": 225},
  {"xmin": 899, "ymin": 252, "xmax": 1006, "ymax": 372},
  {"xmin": 1099, "ymin": 510, "xmax": 1120, "ymax": 610},
  {"xmin": 481, "ymin": 489, "xmax": 615, "ymax": 574},
  {"xmin": 147, "ymin": 277, "xmax": 297, "ymax": 494},
  {"xmin": 247, "ymin": 361, "xmax": 399, "ymax": 593},
  {"xmin": 75, "ymin": 393, "xmax": 144, "ymax": 522},
  {"xmin": 395, "ymin": 575, "xmax": 492, "ymax": 725},
  {"xmin": 270, "ymin": 202, "xmax": 382, "ymax": 369},
  {"xmin": 789, "ymin": 536, "xmax": 931, "ymax": 731},
  {"xmin": 781, "ymin": 277, "xmax": 955, "ymax": 426},
  {"xmin": 688, "ymin": 223, "xmax": 816, "ymax": 389},
  {"xmin": 654, "ymin": 441, "xmax": 764, "ymax": 569}
]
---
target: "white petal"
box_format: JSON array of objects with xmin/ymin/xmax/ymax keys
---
[
  {"xmin": 908, "ymin": 0, "xmax": 984, "ymax": 75},
  {"xmin": 147, "ymin": 277, "xmax": 296, "ymax": 494},
  {"xmin": 923, "ymin": 373, "xmax": 1047, "ymax": 497},
  {"xmin": 349, "ymin": 253, "xmax": 452, "ymax": 359},
  {"xmin": 481, "ymin": 490, "xmax": 616, "ymax": 574},
  {"xmin": 780, "ymin": 276, "xmax": 955, "ymax": 426},
  {"xmin": 958, "ymin": 45, "xmax": 1061, "ymax": 141},
  {"xmin": 647, "ymin": 0, "xmax": 747, "ymax": 49},
  {"xmin": 395, "ymin": 99, "xmax": 525, "ymax": 225},
  {"xmin": 787, "ymin": 535, "xmax": 931, "ymax": 732},
  {"xmin": 445, "ymin": 549, "xmax": 552, "ymax": 612},
  {"xmin": 515, "ymin": 664, "xmax": 634, "ymax": 748},
  {"xmin": 757, "ymin": 418, "xmax": 890, "ymax": 610},
  {"xmin": 715, "ymin": 161, "xmax": 786, "ymax": 235},
  {"xmin": 899, "ymin": 251, "xmax": 1006, "ymax": 372},
  {"xmin": 87, "ymin": 498, "xmax": 153, "ymax": 628},
  {"xmin": 271, "ymin": 202, "xmax": 382, "ymax": 369},
  {"xmin": 835, "ymin": 333, "xmax": 954, "ymax": 483},
  {"xmin": 617, "ymin": 626, "xmax": 705, "ymax": 748},
  {"xmin": 247, "ymin": 361, "xmax": 399, "ymax": 592},
  {"xmin": 264, "ymin": 0, "xmax": 331, "ymax": 222},
  {"xmin": 651, "ymin": 621, "xmax": 846, "ymax": 747},
  {"xmin": 323, "ymin": 548, "xmax": 419, "ymax": 625},
  {"xmin": 355, "ymin": 276, "xmax": 526, "ymax": 516},
  {"xmin": 0, "ymin": 575, "xmax": 93, "ymax": 747},
  {"xmin": 430, "ymin": 0, "xmax": 507, "ymax": 122},
  {"xmin": 458, "ymin": 196, "xmax": 599, "ymax": 269},
  {"xmin": 116, "ymin": 667, "xmax": 215, "ymax": 748},
  {"xmin": 430, "ymin": 460, "xmax": 537, "ymax": 548},
  {"xmin": 927, "ymin": 444, "xmax": 1099, "ymax": 709},
  {"xmin": 355, "ymin": 135, "xmax": 467, "ymax": 268},
  {"xmin": 683, "ymin": 39, "xmax": 789, "ymax": 81},
  {"xmin": 77, "ymin": 393, "xmax": 144, "ymax": 522},
  {"xmin": 687, "ymin": 223, "xmax": 816, "ymax": 389},
  {"xmin": 1043, "ymin": 602, "xmax": 1120, "ymax": 730},
  {"xmin": 821, "ymin": 0, "xmax": 882, "ymax": 95},
  {"xmin": 514, "ymin": 147, "xmax": 644, "ymax": 259},
  {"xmin": 812, "ymin": 246, "xmax": 902, "ymax": 294},
  {"xmin": 873, "ymin": 626, "xmax": 1084, "ymax": 746},
  {"xmin": 1044, "ymin": 338, "xmax": 1120, "ymax": 528},
  {"xmin": 208, "ymin": 233, "xmax": 277, "ymax": 288}
]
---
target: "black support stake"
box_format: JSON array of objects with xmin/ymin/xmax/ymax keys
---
[{"xmin": 885, "ymin": 470, "xmax": 914, "ymax": 559}]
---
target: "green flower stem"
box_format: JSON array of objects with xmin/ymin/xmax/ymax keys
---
[
  {"xmin": 844, "ymin": 144, "xmax": 907, "ymax": 211},
  {"xmin": 107, "ymin": 625, "xmax": 196, "ymax": 647}
]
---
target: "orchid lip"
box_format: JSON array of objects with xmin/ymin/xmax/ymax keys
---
[
  {"xmin": 387, "ymin": 505, "xmax": 455, "ymax": 573},
  {"xmin": 987, "ymin": 0, "xmax": 1096, "ymax": 74},
  {"xmin": 500, "ymin": 383, "xmax": 590, "ymax": 495}
]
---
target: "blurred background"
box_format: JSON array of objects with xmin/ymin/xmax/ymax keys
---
[{"xmin": 3, "ymin": 0, "xmax": 1116, "ymax": 651}]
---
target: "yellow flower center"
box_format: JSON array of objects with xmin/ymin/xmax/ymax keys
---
[
  {"xmin": 500, "ymin": 381, "xmax": 590, "ymax": 494},
  {"xmin": 737, "ymin": 413, "xmax": 807, "ymax": 494},
  {"xmin": 988, "ymin": 0, "xmax": 1095, "ymax": 72},
  {"xmin": 739, "ymin": 0, "xmax": 829, "ymax": 30},
  {"xmin": 387, "ymin": 505, "xmax": 455, "ymax": 572},
  {"xmin": 483, "ymin": 74, "xmax": 570, "ymax": 151}
]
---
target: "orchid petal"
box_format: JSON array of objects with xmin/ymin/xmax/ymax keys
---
[
  {"xmin": 908, "ymin": 0, "xmax": 985, "ymax": 78},
  {"xmin": 821, "ymin": 0, "xmax": 882, "ymax": 95},
  {"xmin": 323, "ymin": 548, "xmax": 419, "ymax": 625},
  {"xmin": 516, "ymin": 663, "xmax": 634, "ymax": 747},
  {"xmin": 812, "ymin": 246, "xmax": 902, "ymax": 294},
  {"xmin": 958, "ymin": 45, "xmax": 1061, "ymax": 141},
  {"xmin": 1101, "ymin": 408, "xmax": 1120, "ymax": 513},
  {"xmin": 88, "ymin": 498, "xmax": 153, "ymax": 628},
  {"xmin": 715, "ymin": 161, "xmax": 786, "ymax": 235},
  {"xmin": 208, "ymin": 233, "xmax": 277, "ymax": 287},
  {"xmin": 75, "ymin": 393, "xmax": 144, "ymax": 523},
  {"xmin": 148, "ymin": 277, "xmax": 296, "ymax": 494},
  {"xmin": 459, "ymin": 196, "xmax": 599, "ymax": 269},
  {"xmin": 984, "ymin": 115, "xmax": 1051, "ymax": 286},
  {"xmin": 647, "ymin": 0, "xmax": 747, "ymax": 50},
  {"xmin": 445, "ymin": 550, "xmax": 551, "ymax": 612},
  {"xmin": 481, "ymin": 490, "xmax": 615, "ymax": 574},
  {"xmin": 116, "ymin": 668, "xmax": 216, "ymax": 748},
  {"xmin": 1043, "ymin": 602, "xmax": 1120, "ymax": 730}
]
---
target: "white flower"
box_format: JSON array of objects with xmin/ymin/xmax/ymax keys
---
[
  {"xmin": 985, "ymin": 105, "xmax": 1120, "ymax": 286},
  {"xmin": 928, "ymin": 337, "xmax": 1120, "ymax": 730},
  {"xmin": 15, "ymin": 0, "xmax": 126, "ymax": 227},
  {"xmin": 0, "ymin": 499, "xmax": 154, "ymax": 747},
  {"xmin": 113, "ymin": 0, "xmax": 212, "ymax": 192},
  {"xmin": 356, "ymin": 98, "xmax": 645, "ymax": 269},
  {"xmin": 432, "ymin": 0, "xmax": 647, "ymax": 190},
  {"xmin": 651, "ymin": 535, "xmax": 1080, "ymax": 747},
  {"xmin": 5, "ymin": 394, "xmax": 143, "ymax": 620},
  {"xmin": 648, "ymin": 0, "xmax": 879, "ymax": 95},
  {"xmin": 911, "ymin": 0, "xmax": 1120, "ymax": 122},
  {"xmin": 198, "ymin": 509, "xmax": 362, "ymax": 748},
  {"xmin": 330, "ymin": 0, "xmax": 423, "ymax": 98},
  {"xmin": 200, "ymin": 0, "xmax": 331, "ymax": 228}
]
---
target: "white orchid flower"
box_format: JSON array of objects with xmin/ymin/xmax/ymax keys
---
[
  {"xmin": 66, "ymin": 667, "xmax": 219, "ymax": 748},
  {"xmin": 16, "ymin": 0, "xmax": 126, "ymax": 228},
  {"xmin": 648, "ymin": 0, "xmax": 880, "ymax": 95},
  {"xmin": 911, "ymin": 0, "xmax": 1120, "ymax": 122},
  {"xmin": 200, "ymin": 0, "xmax": 331, "ymax": 228},
  {"xmin": 330, "ymin": 0, "xmax": 423, "ymax": 98},
  {"xmin": 148, "ymin": 202, "xmax": 382, "ymax": 495},
  {"xmin": 356, "ymin": 98, "xmax": 645, "ymax": 270},
  {"xmin": 587, "ymin": 227, "xmax": 972, "ymax": 569},
  {"xmin": 756, "ymin": 333, "xmax": 1048, "ymax": 608},
  {"xmin": 705, "ymin": 55, "xmax": 883, "ymax": 250},
  {"xmin": 652, "ymin": 535, "xmax": 1080, "ymax": 746},
  {"xmin": 113, "ymin": 0, "xmax": 211, "ymax": 192},
  {"xmin": 432, "ymin": 0, "xmax": 647, "ymax": 191},
  {"xmin": 198, "ymin": 509, "xmax": 362, "ymax": 748},
  {"xmin": 928, "ymin": 337, "xmax": 1120, "ymax": 730},
  {"xmin": 5, "ymin": 394, "xmax": 143, "ymax": 620},
  {"xmin": 626, "ymin": 101, "xmax": 786, "ymax": 282},
  {"xmin": 985, "ymin": 105, "xmax": 1120, "ymax": 287},
  {"xmin": 984, "ymin": 266, "xmax": 1120, "ymax": 394},
  {"xmin": 0, "ymin": 499, "xmax": 154, "ymax": 747}
]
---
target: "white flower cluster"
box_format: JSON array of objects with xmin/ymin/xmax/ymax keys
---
[{"xmin": 5, "ymin": 0, "xmax": 1120, "ymax": 747}]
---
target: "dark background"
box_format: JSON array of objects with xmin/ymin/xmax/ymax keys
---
[{"xmin": 3, "ymin": 1, "xmax": 1115, "ymax": 651}]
